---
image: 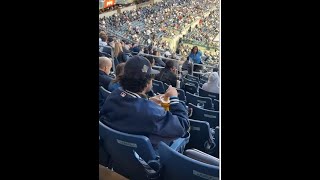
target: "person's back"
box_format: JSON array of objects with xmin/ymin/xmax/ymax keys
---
[
  {"xmin": 202, "ymin": 72, "xmax": 219, "ymax": 94},
  {"xmin": 100, "ymin": 56, "xmax": 189, "ymax": 147}
]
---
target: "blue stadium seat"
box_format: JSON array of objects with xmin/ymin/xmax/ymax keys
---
[
  {"xmin": 163, "ymin": 83, "xmax": 169, "ymax": 91},
  {"xmin": 186, "ymin": 74, "xmax": 199, "ymax": 82},
  {"xmin": 152, "ymin": 79, "xmax": 165, "ymax": 94},
  {"xmin": 183, "ymin": 78, "xmax": 199, "ymax": 88},
  {"xmin": 213, "ymin": 126, "xmax": 219, "ymax": 158},
  {"xmin": 199, "ymin": 88, "xmax": 219, "ymax": 101},
  {"xmin": 188, "ymin": 103, "xmax": 219, "ymax": 128},
  {"xmin": 199, "ymin": 78, "xmax": 207, "ymax": 84},
  {"xmin": 213, "ymin": 99, "xmax": 219, "ymax": 111},
  {"xmin": 184, "ymin": 84, "xmax": 198, "ymax": 94},
  {"xmin": 177, "ymin": 88, "xmax": 186, "ymax": 102},
  {"xmin": 186, "ymin": 92, "xmax": 213, "ymax": 110},
  {"xmin": 99, "ymin": 86, "xmax": 111, "ymax": 110},
  {"xmin": 99, "ymin": 121, "xmax": 160, "ymax": 180},
  {"xmin": 187, "ymin": 119, "xmax": 216, "ymax": 155},
  {"xmin": 158, "ymin": 142, "xmax": 219, "ymax": 180}
]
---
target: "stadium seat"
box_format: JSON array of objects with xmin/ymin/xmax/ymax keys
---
[
  {"xmin": 186, "ymin": 119, "xmax": 216, "ymax": 155},
  {"xmin": 184, "ymin": 149, "xmax": 219, "ymax": 166},
  {"xmin": 152, "ymin": 79, "xmax": 165, "ymax": 94},
  {"xmin": 213, "ymin": 126, "xmax": 219, "ymax": 158},
  {"xmin": 186, "ymin": 92, "xmax": 213, "ymax": 110},
  {"xmin": 186, "ymin": 74, "xmax": 199, "ymax": 82},
  {"xmin": 199, "ymin": 78, "xmax": 207, "ymax": 84},
  {"xmin": 99, "ymin": 122, "xmax": 190, "ymax": 180},
  {"xmin": 99, "ymin": 121, "xmax": 160, "ymax": 180},
  {"xmin": 158, "ymin": 142, "xmax": 219, "ymax": 180},
  {"xmin": 99, "ymin": 86, "xmax": 111, "ymax": 110},
  {"xmin": 199, "ymin": 88, "xmax": 219, "ymax": 101},
  {"xmin": 188, "ymin": 103, "xmax": 219, "ymax": 128},
  {"xmin": 183, "ymin": 78, "xmax": 199, "ymax": 88},
  {"xmin": 184, "ymin": 84, "xmax": 198, "ymax": 94},
  {"xmin": 177, "ymin": 88, "xmax": 186, "ymax": 102},
  {"xmin": 213, "ymin": 99, "xmax": 219, "ymax": 111},
  {"xmin": 163, "ymin": 83, "xmax": 169, "ymax": 91}
]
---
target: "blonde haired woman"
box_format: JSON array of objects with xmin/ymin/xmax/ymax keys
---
[{"xmin": 114, "ymin": 42, "xmax": 126, "ymax": 63}]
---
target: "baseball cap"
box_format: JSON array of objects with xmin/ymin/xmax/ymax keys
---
[{"xmin": 124, "ymin": 55, "xmax": 159, "ymax": 78}]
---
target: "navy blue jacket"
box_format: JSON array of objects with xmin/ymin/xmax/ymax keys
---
[
  {"xmin": 99, "ymin": 70, "xmax": 113, "ymax": 90},
  {"xmin": 99, "ymin": 88, "xmax": 190, "ymax": 147}
]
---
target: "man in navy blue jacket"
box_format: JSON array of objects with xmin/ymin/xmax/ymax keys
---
[
  {"xmin": 99, "ymin": 55, "xmax": 189, "ymax": 147},
  {"xmin": 99, "ymin": 57, "xmax": 113, "ymax": 90}
]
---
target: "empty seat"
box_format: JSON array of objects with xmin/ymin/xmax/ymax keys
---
[
  {"xmin": 186, "ymin": 119, "xmax": 216, "ymax": 155},
  {"xmin": 213, "ymin": 99, "xmax": 219, "ymax": 111},
  {"xmin": 186, "ymin": 74, "xmax": 199, "ymax": 82},
  {"xmin": 158, "ymin": 142, "xmax": 219, "ymax": 180},
  {"xmin": 163, "ymin": 83, "xmax": 169, "ymax": 91},
  {"xmin": 199, "ymin": 88, "xmax": 219, "ymax": 101},
  {"xmin": 152, "ymin": 79, "xmax": 165, "ymax": 94},
  {"xmin": 188, "ymin": 103, "xmax": 219, "ymax": 128},
  {"xmin": 186, "ymin": 92, "xmax": 213, "ymax": 110},
  {"xmin": 183, "ymin": 78, "xmax": 199, "ymax": 88},
  {"xmin": 177, "ymin": 88, "xmax": 186, "ymax": 102},
  {"xmin": 184, "ymin": 84, "xmax": 198, "ymax": 94},
  {"xmin": 199, "ymin": 78, "xmax": 207, "ymax": 84}
]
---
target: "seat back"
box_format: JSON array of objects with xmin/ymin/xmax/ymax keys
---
[
  {"xmin": 186, "ymin": 74, "xmax": 199, "ymax": 82},
  {"xmin": 199, "ymin": 88, "xmax": 219, "ymax": 101},
  {"xmin": 199, "ymin": 78, "xmax": 207, "ymax": 85},
  {"xmin": 186, "ymin": 92, "xmax": 213, "ymax": 110},
  {"xmin": 186, "ymin": 119, "xmax": 215, "ymax": 154},
  {"xmin": 99, "ymin": 86, "xmax": 111, "ymax": 110},
  {"xmin": 188, "ymin": 103, "xmax": 219, "ymax": 128},
  {"xmin": 158, "ymin": 142, "xmax": 219, "ymax": 180},
  {"xmin": 177, "ymin": 88, "xmax": 186, "ymax": 102},
  {"xmin": 183, "ymin": 78, "xmax": 199, "ymax": 88},
  {"xmin": 213, "ymin": 99, "xmax": 219, "ymax": 111},
  {"xmin": 152, "ymin": 79, "xmax": 165, "ymax": 94},
  {"xmin": 184, "ymin": 84, "xmax": 198, "ymax": 94},
  {"xmin": 163, "ymin": 83, "xmax": 169, "ymax": 91},
  {"xmin": 99, "ymin": 122, "xmax": 158, "ymax": 180},
  {"xmin": 214, "ymin": 126, "xmax": 219, "ymax": 158}
]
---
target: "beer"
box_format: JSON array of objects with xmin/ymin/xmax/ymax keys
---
[{"xmin": 160, "ymin": 95, "xmax": 170, "ymax": 111}]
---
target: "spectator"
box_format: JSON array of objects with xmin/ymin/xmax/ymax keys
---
[
  {"xmin": 114, "ymin": 42, "xmax": 126, "ymax": 63},
  {"xmin": 202, "ymin": 72, "xmax": 219, "ymax": 94},
  {"xmin": 99, "ymin": 57, "xmax": 113, "ymax": 90},
  {"xmin": 153, "ymin": 50, "xmax": 166, "ymax": 67},
  {"xmin": 99, "ymin": 55, "xmax": 189, "ymax": 147},
  {"xmin": 188, "ymin": 46, "xmax": 202, "ymax": 64},
  {"xmin": 155, "ymin": 60, "xmax": 178, "ymax": 87},
  {"xmin": 108, "ymin": 63, "xmax": 125, "ymax": 92}
]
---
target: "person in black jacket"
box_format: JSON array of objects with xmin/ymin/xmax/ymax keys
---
[
  {"xmin": 99, "ymin": 57, "xmax": 113, "ymax": 90},
  {"xmin": 99, "ymin": 55, "xmax": 189, "ymax": 147},
  {"xmin": 155, "ymin": 60, "xmax": 178, "ymax": 87}
]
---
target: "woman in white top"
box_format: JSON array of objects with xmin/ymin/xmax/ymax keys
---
[{"xmin": 202, "ymin": 72, "xmax": 219, "ymax": 94}]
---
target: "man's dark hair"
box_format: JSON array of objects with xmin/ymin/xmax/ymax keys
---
[
  {"xmin": 165, "ymin": 60, "xmax": 175, "ymax": 69},
  {"xmin": 120, "ymin": 72, "xmax": 152, "ymax": 93},
  {"xmin": 120, "ymin": 57, "xmax": 153, "ymax": 93}
]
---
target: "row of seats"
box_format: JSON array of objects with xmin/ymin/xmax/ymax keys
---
[{"xmin": 99, "ymin": 121, "xmax": 219, "ymax": 180}]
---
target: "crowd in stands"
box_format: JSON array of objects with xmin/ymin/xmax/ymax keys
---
[
  {"xmin": 181, "ymin": 9, "xmax": 220, "ymax": 47},
  {"xmin": 99, "ymin": 0, "xmax": 216, "ymax": 51}
]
